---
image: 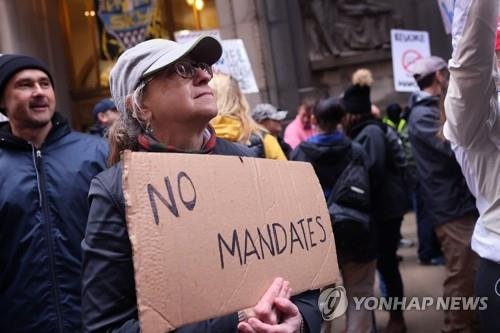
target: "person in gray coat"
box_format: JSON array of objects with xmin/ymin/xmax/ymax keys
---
[{"xmin": 408, "ymin": 56, "xmax": 479, "ymax": 333}]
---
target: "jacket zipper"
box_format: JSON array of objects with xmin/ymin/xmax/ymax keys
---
[{"xmin": 32, "ymin": 146, "xmax": 64, "ymax": 333}]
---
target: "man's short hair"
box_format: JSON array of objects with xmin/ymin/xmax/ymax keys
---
[{"xmin": 313, "ymin": 97, "xmax": 345, "ymax": 130}]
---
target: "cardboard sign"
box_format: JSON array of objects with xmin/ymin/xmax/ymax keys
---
[
  {"xmin": 390, "ymin": 29, "xmax": 431, "ymax": 92},
  {"xmin": 123, "ymin": 151, "xmax": 339, "ymax": 333}
]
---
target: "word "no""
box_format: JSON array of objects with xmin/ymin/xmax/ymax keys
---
[{"xmin": 147, "ymin": 171, "xmax": 197, "ymax": 224}]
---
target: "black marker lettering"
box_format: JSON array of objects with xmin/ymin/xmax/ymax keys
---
[
  {"xmin": 244, "ymin": 229, "xmax": 261, "ymax": 264},
  {"xmin": 257, "ymin": 224, "xmax": 275, "ymax": 259},
  {"xmin": 177, "ymin": 171, "xmax": 196, "ymax": 211},
  {"xmin": 307, "ymin": 217, "xmax": 317, "ymax": 248},
  {"xmin": 147, "ymin": 178, "xmax": 178, "ymax": 224},
  {"xmin": 218, "ymin": 230, "xmax": 242, "ymax": 269},
  {"xmin": 272, "ymin": 223, "xmax": 287, "ymax": 255},
  {"xmin": 290, "ymin": 221, "xmax": 305, "ymax": 254},
  {"xmin": 296, "ymin": 219, "xmax": 309, "ymax": 251},
  {"xmin": 316, "ymin": 216, "xmax": 327, "ymax": 243}
]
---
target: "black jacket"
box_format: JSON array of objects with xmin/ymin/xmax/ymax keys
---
[
  {"xmin": 290, "ymin": 134, "xmax": 376, "ymax": 262},
  {"xmin": 350, "ymin": 121, "xmax": 409, "ymax": 222},
  {"xmin": 0, "ymin": 114, "xmax": 109, "ymax": 333},
  {"xmin": 82, "ymin": 138, "xmax": 322, "ymax": 333},
  {"xmin": 408, "ymin": 92, "xmax": 477, "ymax": 226}
]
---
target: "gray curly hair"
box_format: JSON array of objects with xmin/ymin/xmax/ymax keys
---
[{"xmin": 107, "ymin": 80, "xmax": 148, "ymax": 165}]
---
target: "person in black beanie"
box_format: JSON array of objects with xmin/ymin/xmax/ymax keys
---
[
  {"xmin": 0, "ymin": 53, "xmax": 108, "ymax": 333},
  {"xmin": 342, "ymin": 79, "xmax": 409, "ymax": 333}
]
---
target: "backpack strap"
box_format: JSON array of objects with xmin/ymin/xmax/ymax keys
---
[
  {"xmin": 247, "ymin": 132, "xmax": 266, "ymax": 158},
  {"xmin": 327, "ymin": 144, "xmax": 356, "ymax": 202}
]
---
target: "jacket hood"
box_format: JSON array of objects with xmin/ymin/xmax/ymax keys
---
[
  {"xmin": 210, "ymin": 115, "xmax": 243, "ymax": 142},
  {"xmin": 350, "ymin": 119, "xmax": 387, "ymax": 140},
  {"xmin": 0, "ymin": 112, "xmax": 71, "ymax": 149},
  {"xmin": 297, "ymin": 133, "xmax": 351, "ymax": 161},
  {"xmin": 409, "ymin": 91, "xmax": 440, "ymax": 109}
]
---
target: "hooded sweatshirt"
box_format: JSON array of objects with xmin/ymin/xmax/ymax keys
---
[
  {"xmin": 408, "ymin": 91, "xmax": 477, "ymax": 227},
  {"xmin": 211, "ymin": 116, "xmax": 286, "ymax": 160}
]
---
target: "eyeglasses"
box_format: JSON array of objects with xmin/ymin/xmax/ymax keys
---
[
  {"xmin": 170, "ymin": 60, "xmax": 213, "ymax": 79},
  {"xmin": 141, "ymin": 60, "xmax": 213, "ymax": 88}
]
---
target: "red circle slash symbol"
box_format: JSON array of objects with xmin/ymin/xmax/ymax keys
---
[{"xmin": 402, "ymin": 49, "xmax": 423, "ymax": 74}]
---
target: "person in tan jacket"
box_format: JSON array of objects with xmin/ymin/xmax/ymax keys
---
[{"xmin": 444, "ymin": 0, "xmax": 500, "ymax": 331}]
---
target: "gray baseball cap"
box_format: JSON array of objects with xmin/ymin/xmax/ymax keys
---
[
  {"xmin": 109, "ymin": 35, "xmax": 222, "ymax": 114},
  {"xmin": 251, "ymin": 103, "xmax": 288, "ymax": 122},
  {"xmin": 408, "ymin": 56, "xmax": 447, "ymax": 82}
]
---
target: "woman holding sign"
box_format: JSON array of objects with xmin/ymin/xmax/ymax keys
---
[{"xmin": 81, "ymin": 36, "xmax": 321, "ymax": 333}]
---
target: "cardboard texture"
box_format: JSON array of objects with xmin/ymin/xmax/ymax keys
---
[{"xmin": 123, "ymin": 151, "xmax": 340, "ymax": 333}]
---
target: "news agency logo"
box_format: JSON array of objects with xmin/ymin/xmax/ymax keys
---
[
  {"xmin": 318, "ymin": 287, "xmax": 489, "ymax": 320},
  {"xmin": 318, "ymin": 286, "xmax": 348, "ymax": 321}
]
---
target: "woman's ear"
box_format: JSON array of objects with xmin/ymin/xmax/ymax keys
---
[{"xmin": 126, "ymin": 95, "xmax": 151, "ymax": 124}]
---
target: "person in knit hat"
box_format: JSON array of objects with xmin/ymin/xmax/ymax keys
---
[
  {"xmin": 342, "ymin": 68, "xmax": 409, "ymax": 333},
  {"xmin": 0, "ymin": 53, "xmax": 108, "ymax": 332}
]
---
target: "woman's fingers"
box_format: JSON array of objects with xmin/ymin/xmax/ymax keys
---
[
  {"xmin": 238, "ymin": 321, "xmax": 257, "ymax": 333},
  {"xmin": 244, "ymin": 298, "xmax": 302, "ymax": 333},
  {"xmin": 273, "ymin": 297, "xmax": 300, "ymax": 318},
  {"xmin": 278, "ymin": 280, "xmax": 289, "ymax": 299},
  {"xmin": 253, "ymin": 277, "xmax": 284, "ymax": 324},
  {"xmin": 247, "ymin": 318, "xmax": 278, "ymax": 333},
  {"xmin": 260, "ymin": 277, "xmax": 284, "ymax": 304}
]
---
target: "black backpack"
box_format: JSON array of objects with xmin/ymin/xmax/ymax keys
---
[
  {"xmin": 247, "ymin": 132, "xmax": 266, "ymax": 158},
  {"xmin": 326, "ymin": 144, "xmax": 371, "ymax": 254}
]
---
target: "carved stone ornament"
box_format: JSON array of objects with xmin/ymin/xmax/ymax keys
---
[{"xmin": 300, "ymin": 0, "xmax": 394, "ymax": 61}]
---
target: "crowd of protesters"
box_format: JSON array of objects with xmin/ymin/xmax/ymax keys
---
[{"xmin": 0, "ymin": 0, "xmax": 498, "ymax": 332}]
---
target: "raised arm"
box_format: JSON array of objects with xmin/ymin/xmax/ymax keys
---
[{"xmin": 444, "ymin": 0, "xmax": 498, "ymax": 148}]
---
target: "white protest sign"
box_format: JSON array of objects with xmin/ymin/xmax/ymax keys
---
[
  {"xmin": 173, "ymin": 30, "xmax": 259, "ymax": 94},
  {"xmin": 216, "ymin": 39, "xmax": 259, "ymax": 94},
  {"xmin": 390, "ymin": 29, "xmax": 431, "ymax": 92},
  {"xmin": 437, "ymin": 0, "xmax": 454, "ymax": 34}
]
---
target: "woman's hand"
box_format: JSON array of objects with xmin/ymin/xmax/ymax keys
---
[{"xmin": 237, "ymin": 278, "xmax": 303, "ymax": 333}]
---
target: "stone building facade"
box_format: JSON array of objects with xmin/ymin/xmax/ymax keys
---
[{"xmin": 0, "ymin": 0, "xmax": 450, "ymax": 129}]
